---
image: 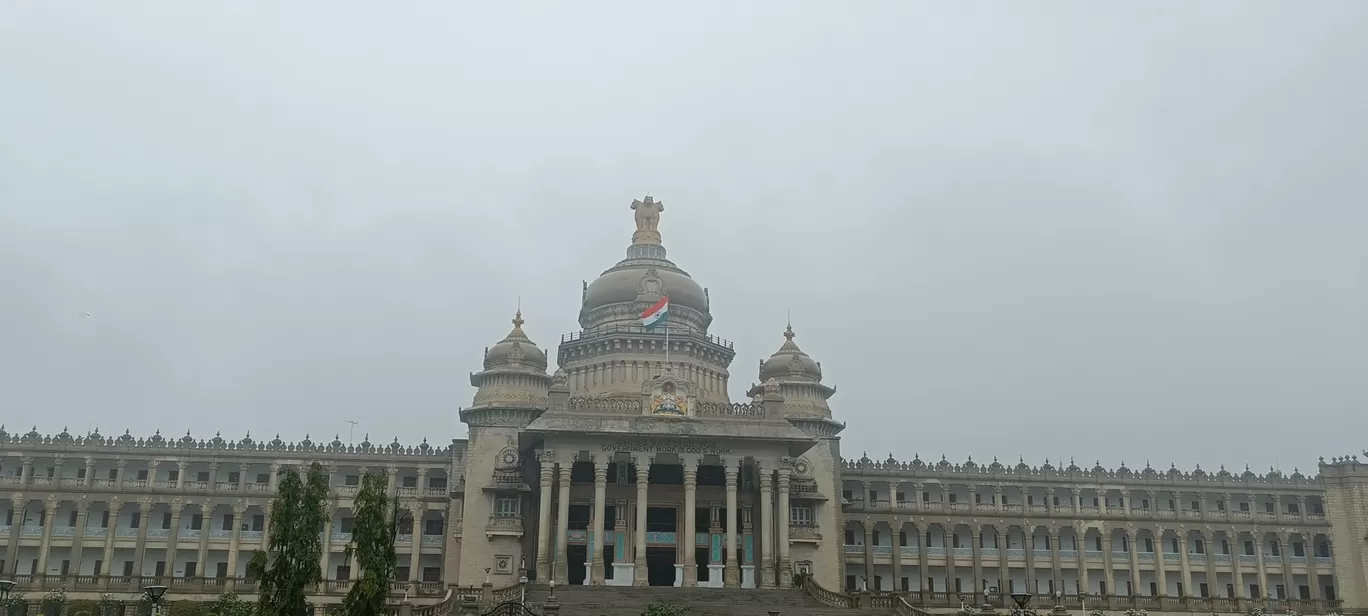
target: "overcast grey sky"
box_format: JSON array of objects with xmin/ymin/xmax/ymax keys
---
[{"xmin": 2, "ymin": 2, "xmax": 1365, "ymax": 473}]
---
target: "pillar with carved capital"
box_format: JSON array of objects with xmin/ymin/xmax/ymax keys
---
[
  {"xmin": 682, "ymin": 457, "xmax": 698, "ymax": 587},
  {"xmin": 163, "ymin": 502, "xmax": 185, "ymax": 582},
  {"xmin": 197, "ymin": 502, "xmax": 213, "ymax": 580},
  {"xmin": 633, "ymin": 453, "xmax": 651, "ymax": 586},
  {"xmin": 1078, "ymin": 528, "xmax": 1089, "ymax": 595},
  {"xmin": 555, "ymin": 463, "xmax": 572, "ymax": 584},
  {"xmin": 1022, "ymin": 526, "xmax": 1034, "ymax": 593},
  {"xmin": 177, "ymin": 461, "xmax": 190, "ymax": 491},
  {"xmin": 100, "ymin": 500, "xmax": 124, "ymax": 590},
  {"xmin": 1231, "ymin": 529, "xmax": 1245, "ymax": 599},
  {"xmin": 387, "ymin": 464, "xmax": 399, "ymax": 498},
  {"xmin": 36, "ymin": 499, "xmax": 59, "ymax": 577},
  {"xmin": 758, "ymin": 463, "xmax": 774, "ymax": 588},
  {"xmin": 535, "ymin": 450, "xmax": 555, "ymax": 582},
  {"xmin": 83, "ymin": 457, "xmax": 96, "ymax": 488},
  {"xmin": 1276, "ymin": 532, "xmax": 1292, "ymax": 599},
  {"xmin": 590, "ymin": 455, "xmax": 608, "ymax": 585},
  {"xmin": 723, "ymin": 460, "xmax": 740, "ymax": 587},
  {"xmin": 777, "ymin": 464, "xmax": 792, "ymax": 587},
  {"xmin": 1178, "ymin": 533, "xmax": 1193, "ymax": 597},
  {"xmin": 1100, "ymin": 527, "xmax": 1116, "ymax": 597},
  {"xmin": 226, "ymin": 504, "xmax": 246, "ymax": 585},
  {"xmin": 132, "ymin": 501, "xmax": 153, "ymax": 579},
  {"xmin": 1154, "ymin": 529, "xmax": 1167, "ymax": 600},
  {"xmin": 70, "ymin": 501, "xmax": 90, "ymax": 575},
  {"xmin": 1126, "ymin": 528, "xmax": 1140, "ymax": 596},
  {"xmin": 1201, "ymin": 530, "xmax": 1218, "ymax": 599},
  {"xmin": 237, "ymin": 464, "xmax": 249, "ymax": 492},
  {"xmin": 408, "ymin": 503, "xmax": 424, "ymax": 584},
  {"xmin": 1254, "ymin": 530, "xmax": 1269, "ymax": 602},
  {"xmin": 863, "ymin": 522, "xmax": 875, "ymax": 589},
  {"xmin": 19, "ymin": 457, "xmax": 33, "ymax": 487},
  {"xmin": 891, "ymin": 522, "xmax": 903, "ymax": 593},
  {"xmin": 971, "ymin": 525, "xmax": 984, "ymax": 594}
]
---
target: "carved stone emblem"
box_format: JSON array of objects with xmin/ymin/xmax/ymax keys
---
[
  {"xmin": 496, "ymin": 446, "xmax": 521, "ymax": 471},
  {"xmin": 793, "ymin": 457, "xmax": 813, "ymax": 479},
  {"xmin": 637, "ymin": 267, "xmax": 667, "ymax": 298},
  {"xmin": 650, "ymin": 380, "xmax": 688, "ymax": 416}
]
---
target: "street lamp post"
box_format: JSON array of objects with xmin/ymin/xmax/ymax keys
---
[
  {"xmin": 142, "ymin": 585, "xmax": 169, "ymax": 616},
  {"xmin": 1010, "ymin": 592, "xmax": 1034, "ymax": 616},
  {"xmin": 0, "ymin": 580, "xmax": 14, "ymax": 601}
]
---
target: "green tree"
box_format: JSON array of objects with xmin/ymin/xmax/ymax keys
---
[
  {"xmin": 207, "ymin": 592, "xmax": 255, "ymax": 616},
  {"xmin": 339, "ymin": 472, "xmax": 399, "ymax": 616},
  {"xmin": 249, "ymin": 462, "xmax": 330, "ymax": 616}
]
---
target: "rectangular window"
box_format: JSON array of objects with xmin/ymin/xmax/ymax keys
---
[
  {"xmin": 1052, "ymin": 496, "xmax": 1060, "ymax": 507},
  {"xmin": 428, "ymin": 477, "xmax": 448, "ymax": 489},
  {"xmin": 137, "ymin": 470, "xmax": 148, "ymax": 481},
  {"xmin": 1216, "ymin": 500, "xmax": 1225, "ymax": 511},
  {"xmin": 256, "ymin": 473, "xmax": 270, "ymax": 484},
  {"xmin": 77, "ymin": 468, "xmax": 86, "ymax": 479},
  {"xmin": 101, "ymin": 511, "xmax": 110, "ymax": 528},
  {"xmin": 60, "ymin": 560, "xmax": 70, "ymax": 575},
  {"xmin": 168, "ymin": 469, "xmax": 179, "ymax": 482},
  {"xmin": 1239, "ymin": 502, "xmax": 1250, "ymax": 512},
  {"xmin": 1288, "ymin": 503, "xmax": 1300, "ymax": 514},
  {"xmin": 252, "ymin": 515, "xmax": 264, "ymax": 532},
  {"xmin": 494, "ymin": 496, "xmax": 519, "ymax": 517},
  {"xmin": 1191, "ymin": 500, "xmax": 1200, "ymax": 510},
  {"xmin": 108, "ymin": 469, "xmax": 118, "ymax": 480},
  {"xmin": 1265, "ymin": 502, "xmax": 1275, "ymax": 513},
  {"xmin": 186, "ymin": 562, "xmax": 197, "ymax": 578},
  {"xmin": 921, "ymin": 492, "xmax": 929, "ymax": 502},
  {"xmin": 130, "ymin": 512, "xmax": 141, "ymax": 529},
  {"xmin": 1094, "ymin": 536, "xmax": 1103, "ymax": 551},
  {"xmin": 217, "ymin": 562, "xmax": 229, "ymax": 578},
  {"xmin": 191, "ymin": 514, "xmax": 203, "ymax": 530},
  {"xmin": 68, "ymin": 511, "xmax": 78, "ymax": 526},
  {"xmin": 422, "ymin": 567, "xmax": 441, "ymax": 582},
  {"xmin": 1272, "ymin": 541, "xmax": 1281, "ymax": 557},
  {"xmin": 123, "ymin": 561, "xmax": 134, "ymax": 577},
  {"xmin": 845, "ymin": 529, "xmax": 856, "ymax": 545},
  {"xmin": 1294, "ymin": 542, "xmax": 1305, "ymax": 557},
  {"xmin": 790, "ymin": 506, "xmax": 812, "ymax": 525},
  {"xmin": 425, "ymin": 519, "xmax": 444, "ymax": 535},
  {"xmin": 1144, "ymin": 538, "xmax": 1153, "ymax": 553},
  {"xmin": 872, "ymin": 530, "xmax": 881, "ymax": 545},
  {"xmin": 1092, "ymin": 497, "xmax": 1100, "ymax": 507},
  {"xmin": 93, "ymin": 560, "xmax": 102, "ymax": 576},
  {"xmin": 228, "ymin": 472, "xmax": 240, "ymax": 484},
  {"xmin": 403, "ymin": 476, "xmax": 418, "ymax": 488},
  {"xmin": 162, "ymin": 512, "xmax": 172, "ymax": 529},
  {"xmin": 337, "ymin": 565, "xmax": 351, "ymax": 580},
  {"xmin": 895, "ymin": 491, "xmax": 905, "ymax": 502},
  {"xmin": 1171, "ymin": 538, "xmax": 1180, "ymax": 553},
  {"xmin": 197, "ymin": 471, "xmax": 210, "ymax": 482},
  {"xmin": 395, "ymin": 566, "xmax": 410, "ymax": 582},
  {"xmin": 223, "ymin": 514, "xmax": 234, "ymax": 531},
  {"xmin": 841, "ymin": 490, "xmax": 853, "ymax": 502},
  {"xmin": 1244, "ymin": 541, "xmax": 1255, "ymax": 556},
  {"xmin": 154, "ymin": 561, "xmax": 165, "ymax": 577},
  {"xmin": 947, "ymin": 493, "xmax": 957, "ymax": 503},
  {"xmin": 1195, "ymin": 539, "xmax": 1205, "ymax": 554},
  {"xmin": 339, "ymin": 518, "xmax": 354, "ymax": 533},
  {"xmin": 974, "ymin": 493, "xmax": 982, "ymax": 504}
]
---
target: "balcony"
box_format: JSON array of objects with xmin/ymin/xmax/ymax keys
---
[
  {"xmin": 485, "ymin": 515, "xmax": 523, "ymax": 538},
  {"xmin": 789, "ymin": 523, "xmax": 822, "ymax": 543}
]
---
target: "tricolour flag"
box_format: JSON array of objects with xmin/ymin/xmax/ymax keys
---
[{"xmin": 641, "ymin": 296, "xmax": 669, "ymax": 329}]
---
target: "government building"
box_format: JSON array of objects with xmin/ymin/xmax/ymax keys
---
[{"xmin": 2, "ymin": 198, "xmax": 1366, "ymax": 613}]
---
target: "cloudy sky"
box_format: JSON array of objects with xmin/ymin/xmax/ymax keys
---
[{"xmin": 2, "ymin": 2, "xmax": 1364, "ymax": 473}]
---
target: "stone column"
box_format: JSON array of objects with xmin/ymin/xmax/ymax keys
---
[
  {"xmin": 408, "ymin": 504, "xmax": 424, "ymax": 584},
  {"xmin": 1155, "ymin": 530, "xmax": 1167, "ymax": 599},
  {"xmin": 1276, "ymin": 532, "xmax": 1292, "ymax": 600},
  {"xmin": 1126, "ymin": 528, "xmax": 1141, "ymax": 596},
  {"xmin": 132, "ymin": 501, "xmax": 153, "ymax": 581},
  {"xmin": 1101, "ymin": 528, "xmax": 1116, "ymax": 597},
  {"xmin": 196, "ymin": 503, "xmax": 213, "ymax": 581},
  {"xmin": 70, "ymin": 501, "xmax": 90, "ymax": 576},
  {"xmin": 36, "ymin": 499, "xmax": 59, "ymax": 578},
  {"xmin": 260, "ymin": 503, "xmax": 273, "ymax": 549},
  {"xmin": 115, "ymin": 459, "xmax": 128, "ymax": 487},
  {"xmin": 591, "ymin": 455, "xmax": 608, "ymax": 585},
  {"xmin": 100, "ymin": 500, "xmax": 123, "ymax": 590},
  {"xmin": 1023, "ymin": 528, "xmax": 1035, "ymax": 593},
  {"xmin": 946, "ymin": 524, "xmax": 958, "ymax": 593},
  {"xmin": 863, "ymin": 523, "xmax": 875, "ymax": 589},
  {"xmin": 83, "ymin": 457, "xmax": 96, "ymax": 488},
  {"xmin": 1296, "ymin": 496, "xmax": 1307, "ymax": 523},
  {"xmin": 1049, "ymin": 527, "xmax": 1062, "ymax": 595},
  {"xmin": 1201, "ymin": 530, "xmax": 1218, "ymax": 599},
  {"xmin": 971, "ymin": 525, "xmax": 984, "ymax": 594},
  {"xmin": 225, "ymin": 504, "xmax": 245, "ymax": 584},
  {"xmin": 723, "ymin": 459, "xmax": 740, "ymax": 587},
  {"xmin": 19, "ymin": 457, "xmax": 33, "ymax": 487},
  {"xmin": 1071, "ymin": 488, "xmax": 1082, "ymax": 514},
  {"xmin": 892, "ymin": 522, "xmax": 904, "ymax": 593},
  {"xmin": 1178, "ymin": 534, "xmax": 1193, "ymax": 597},
  {"xmin": 1079, "ymin": 529, "xmax": 1090, "ymax": 595},
  {"xmin": 633, "ymin": 453, "xmax": 651, "ymax": 586},
  {"xmin": 535, "ymin": 451, "xmax": 555, "ymax": 582},
  {"xmin": 387, "ymin": 464, "xmax": 400, "ymax": 498},
  {"xmin": 1254, "ymin": 531, "xmax": 1269, "ymax": 602},
  {"xmin": 237, "ymin": 464, "xmax": 249, "ymax": 493},
  {"xmin": 777, "ymin": 465, "xmax": 792, "ymax": 587},
  {"xmin": 163, "ymin": 502, "xmax": 184, "ymax": 582},
  {"xmin": 1231, "ymin": 530, "xmax": 1245, "ymax": 598},
  {"xmin": 1046, "ymin": 487, "xmax": 1057, "ymax": 515},
  {"xmin": 997, "ymin": 528, "xmax": 1009, "ymax": 595},
  {"xmin": 682, "ymin": 458, "xmax": 698, "ymax": 587},
  {"xmin": 554, "ymin": 463, "xmax": 572, "ymax": 584},
  {"xmin": 758, "ymin": 463, "xmax": 774, "ymax": 588}
]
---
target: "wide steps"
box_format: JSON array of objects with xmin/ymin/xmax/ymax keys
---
[{"xmin": 523, "ymin": 586, "xmax": 891, "ymax": 616}]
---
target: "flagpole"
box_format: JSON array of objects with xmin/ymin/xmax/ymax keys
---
[{"xmin": 664, "ymin": 323, "xmax": 670, "ymax": 368}]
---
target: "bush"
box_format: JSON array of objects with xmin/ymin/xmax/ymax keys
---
[
  {"xmin": 206, "ymin": 593, "xmax": 254, "ymax": 616},
  {"xmin": 167, "ymin": 602, "xmax": 206, "ymax": 616},
  {"xmin": 42, "ymin": 588, "xmax": 69, "ymax": 616},
  {"xmin": 71, "ymin": 599, "xmax": 100, "ymax": 616},
  {"xmin": 641, "ymin": 602, "xmax": 686, "ymax": 616},
  {"xmin": 98, "ymin": 594, "xmax": 124, "ymax": 616},
  {"xmin": 1, "ymin": 593, "xmax": 27, "ymax": 616}
]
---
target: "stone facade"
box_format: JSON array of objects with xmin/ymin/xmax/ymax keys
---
[{"xmin": 1, "ymin": 198, "xmax": 1363, "ymax": 613}]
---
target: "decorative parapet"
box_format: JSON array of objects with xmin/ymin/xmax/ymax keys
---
[
  {"xmin": 840, "ymin": 451, "xmax": 1321, "ymax": 487},
  {"xmin": 568, "ymin": 397, "xmax": 641, "ymax": 414},
  {"xmin": 694, "ymin": 401, "xmax": 765, "ymax": 419},
  {"xmin": 799, "ymin": 573, "xmax": 855, "ymax": 608},
  {"xmin": 0, "ymin": 426, "xmax": 454, "ymax": 459}
]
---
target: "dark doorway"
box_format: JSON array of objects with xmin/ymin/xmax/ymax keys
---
[
  {"xmin": 567, "ymin": 545, "xmax": 587, "ymax": 585},
  {"xmin": 646, "ymin": 548, "xmax": 675, "ymax": 586},
  {"xmin": 695, "ymin": 548, "xmax": 710, "ymax": 582}
]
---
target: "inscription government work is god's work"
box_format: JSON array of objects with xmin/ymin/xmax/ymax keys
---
[{"xmin": 602, "ymin": 439, "xmax": 732, "ymax": 456}]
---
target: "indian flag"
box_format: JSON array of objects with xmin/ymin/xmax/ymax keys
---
[{"xmin": 641, "ymin": 296, "xmax": 669, "ymax": 329}]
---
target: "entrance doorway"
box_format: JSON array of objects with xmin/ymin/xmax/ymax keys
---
[
  {"xmin": 567, "ymin": 545, "xmax": 587, "ymax": 585},
  {"xmin": 646, "ymin": 548, "xmax": 676, "ymax": 586},
  {"xmin": 695, "ymin": 548, "xmax": 710, "ymax": 583}
]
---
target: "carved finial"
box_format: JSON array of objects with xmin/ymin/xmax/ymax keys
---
[
  {"xmin": 512, "ymin": 310, "xmax": 524, "ymax": 330},
  {"xmin": 783, "ymin": 323, "xmax": 796, "ymax": 341}
]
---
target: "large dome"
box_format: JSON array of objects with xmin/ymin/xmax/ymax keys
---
[{"xmin": 578, "ymin": 197, "xmax": 713, "ymax": 331}]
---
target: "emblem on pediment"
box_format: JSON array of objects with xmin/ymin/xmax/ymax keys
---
[
  {"xmin": 793, "ymin": 457, "xmax": 812, "ymax": 479},
  {"xmin": 637, "ymin": 267, "xmax": 668, "ymax": 298}
]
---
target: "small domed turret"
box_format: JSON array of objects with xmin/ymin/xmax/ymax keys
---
[
  {"xmin": 468, "ymin": 311, "xmax": 552, "ymax": 414},
  {"xmin": 755, "ymin": 324, "xmax": 836, "ymax": 418}
]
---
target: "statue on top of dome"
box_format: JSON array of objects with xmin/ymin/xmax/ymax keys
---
[{"xmin": 631, "ymin": 196, "xmax": 665, "ymax": 245}]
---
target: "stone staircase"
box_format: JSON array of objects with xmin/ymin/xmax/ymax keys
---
[{"xmin": 520, "ymin": 585, "xmax": 894, "ymax": 616}]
